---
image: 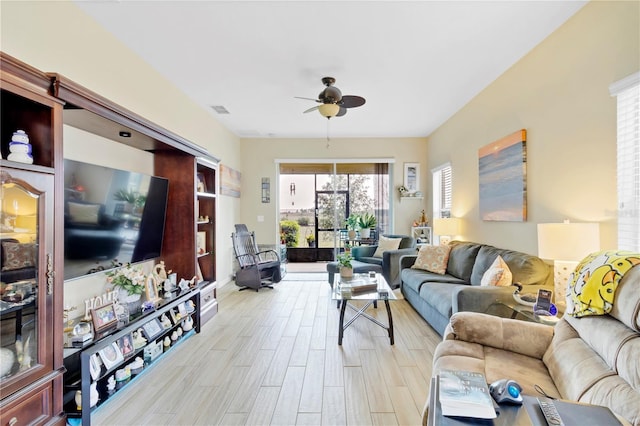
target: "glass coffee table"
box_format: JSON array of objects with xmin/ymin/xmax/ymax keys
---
[{"xmin": 331, "ymin": 273, "xmax": 398, "ymax": 345}]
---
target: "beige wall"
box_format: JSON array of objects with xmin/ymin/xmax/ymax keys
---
[
  {"xmin": 426, "ymin": 1, "xmax": 639, "ymax": 255},
  {"xmin": 240, "ymin": 137, "xmax": 428, "ymax": 246},
  {"xmin": 1, "ymin": 1, "xmax": 242, "ymax": 295}
]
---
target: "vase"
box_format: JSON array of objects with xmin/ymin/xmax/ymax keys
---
[
  {"xmin": 360, "ymin": 228, "xmax": 371, "ymax": 239},
  {"xmin": 340, "ymin": 266, "xmax": 353, "ymax": 278},
  {"xmin": 348, "ymin": 230, "xmax": 356, "ymax": 240},
  {"xmin": 119, "ymin": 290, "xmax": 142, "ymax": 315}
]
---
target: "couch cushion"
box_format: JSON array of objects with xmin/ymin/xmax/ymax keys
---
[
  {"xmin": 372, "ymin": 236, "xmax": 402, "ymax": 258},
  {"xmin": 412, "ymin": 244, "xmax": 451, "ymax": 274},
  {"xmin": 470, "ymin": 245, "xmax": 550, "ymax": 286},
  {"xmin": 419, "ymin": 282, "xmax": 464, "ymax": 319},
  {"xmin": 480, "ymin": 255, "xmax": 513, "ymax": 286},
  {"xmin": 446, "ymin": 241, "xmax": 482, "ymax": 281}
]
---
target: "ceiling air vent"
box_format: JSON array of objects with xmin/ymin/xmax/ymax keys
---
[{"xmin": 211, "ymin": 105, "xmax": 230, "ymax": 114}]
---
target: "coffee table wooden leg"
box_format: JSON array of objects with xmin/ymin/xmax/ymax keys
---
[
  {"xmin": 384, "ymin": 300, "xmax": 394, "ymax": 345},
  {"xmin": 338, "ymin": 300, "xmax": 347, "ymax": 345}
]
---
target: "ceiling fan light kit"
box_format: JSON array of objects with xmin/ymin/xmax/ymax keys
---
[
  {"xmin": 318, "ymin": 103, "xmax": 340, "ymax": 118},
  {"xmin": 297, "ymin": 77, "xmax": 366, "ymax": 120}
]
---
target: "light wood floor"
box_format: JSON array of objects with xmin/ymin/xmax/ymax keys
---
[{"xmin": 93, "ymin": 273, "xmax": 441, "ymax": 425}]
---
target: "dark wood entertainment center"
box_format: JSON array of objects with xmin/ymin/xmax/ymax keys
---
[{"xmin": 0, "ymin": 52, "xmax": 219, "ymax": 424}]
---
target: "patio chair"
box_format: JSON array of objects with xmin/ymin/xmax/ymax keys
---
[{"xmin": 231, "ymin": 224, "xmax": 283, "ymax": 291}]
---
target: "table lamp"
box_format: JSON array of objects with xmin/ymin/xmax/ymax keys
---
[
  {"xmin": 537, "ymin": 221, "xmax": 600, "ymax": 310},
  {"xmin": 433, "ymin": 218, "xmax": 460, "ymax": 245}
]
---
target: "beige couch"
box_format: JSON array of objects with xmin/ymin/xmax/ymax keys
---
[{"xmin": 428, "ymin": 263, "xmax": 640, "ymax": 425}]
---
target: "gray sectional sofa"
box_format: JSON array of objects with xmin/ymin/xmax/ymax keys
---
[{"xmin": 400, "ymin": 240, "xmax": 553, "ymax": 335}]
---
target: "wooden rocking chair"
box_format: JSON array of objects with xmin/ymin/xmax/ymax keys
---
[{"xmin": 231, "ymin": 225, "xmax": 283, "ymax": 291}]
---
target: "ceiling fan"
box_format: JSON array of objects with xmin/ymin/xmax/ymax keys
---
[{"xmin": 296, "ymin": 77, "xmax": 366, "ymax": 119}]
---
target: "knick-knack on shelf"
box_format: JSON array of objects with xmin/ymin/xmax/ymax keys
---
[{"xmin": 7, "ymin": 130, "xmax": 33, "ymax": 164}]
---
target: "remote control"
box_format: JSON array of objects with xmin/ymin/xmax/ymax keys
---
[{"xmin": 537, "ymin": 398, "xmax": 563, "ymax": 426}]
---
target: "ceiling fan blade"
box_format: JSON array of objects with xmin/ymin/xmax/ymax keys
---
[
  {"xmin": 336, "ymin": 107, "xmax": 347, "ymax": 117},
  {"xmin": 340, "ymin": 95, "xmax": 366, "ymax": 108},
  {"xmin": 303, "ymin": 105, "xmax": 319, "ymax": 114},
  {"xmin": 295, "ymin": 96, "xmax": 321, "ymax": 103}
]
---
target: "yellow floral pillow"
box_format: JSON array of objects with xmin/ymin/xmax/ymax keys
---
[{"xmin": 411, "ymin": 245, "xmax": 452, "ymax": 275}]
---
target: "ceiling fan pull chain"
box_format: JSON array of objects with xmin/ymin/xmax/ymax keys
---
[{"xmin": 326, "ymin": 118, "xmax": 331, "ymax": 148}]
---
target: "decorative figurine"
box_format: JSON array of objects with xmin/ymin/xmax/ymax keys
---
[
  {"xmin": 90, "ymin": 382, "xmax": 99, "ymax": 407},
  {"xmin": 159, "ymin": 313, "xmax": 171, "ymax": 329},
  {"xmin": 107, "ymin": 375, "xmax": 116, "ymax": 392},
  {"xmin": 183, "ymin": 316, "xmax": 193, "ymax": 331},
  {"xmin": 171, "ymin": 331, "xmax": 178, "ymax": 343},
  {"xmin": 163, "ymin": 336, "xmax": 171, "ymax": 351},
  {"xmin": 132, "ymin": 328, "xmax": 147, "ymax": 349},
  {"xmin": 7, "ymin": 130, "xmax": 33, "ymax": 164},
  {"xmin": 176, "ymin": 327, "xmax": 183, "ymax": 338}
]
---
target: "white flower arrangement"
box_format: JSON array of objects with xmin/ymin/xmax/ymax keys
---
[{"xmin": 106, "ymin": 263, "xmax": 146, "ymax": 295}]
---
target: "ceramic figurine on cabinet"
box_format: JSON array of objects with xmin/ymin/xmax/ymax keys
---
[
  {"xmin": 163, "ymin": 336, "xmax": 171, "ymax": 351},
  {"xmin": 159, "ymin": 313, "xmax": 171, "ymax": 329},
  {"xmin": 176, "ymin": 327, "xmax": 183, "ymax": 337},
  {"xmin": 7, "ymin": 130, "xmax": 34, "ymax": 164},
  {"xmin": 107, "ymin": 375, "xmax": 116, "ymax": 392},
  {"xmin": 90, "ymin": 382, "xmax": 99, "ymax": 407},
  {"xmin": 183, "ymin": 316, "xmax": 193, "ymax": 331},
  {"xmin": 132, "ymin": 328, "xmax": 147, "ymax": 349}
]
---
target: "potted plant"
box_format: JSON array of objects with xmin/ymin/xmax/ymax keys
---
[
  {"xmin": 345, "ymin": 214, "xmax": 360, "ymax": 239},
  {"xmin": 306, "ymin": 234, "xmax": 316, "ymax": 247},
  {"xmin": 358, "ymin": 213, "xmax": 377, "ymax": 238},
  {"xmin": 337, "ymin": 253, "xmax": 353, "ymax": 278}
]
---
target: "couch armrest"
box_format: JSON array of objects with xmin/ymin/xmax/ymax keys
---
[
  {"xmin": 351, "ymin": 245, "xmax": 377, "ymax": 259},
  {"xmin": 400, "ymin": 254, "xmax": 417, "ymax": 269},
  {"xmin": 382, "ymin": 247, "xmax": 418, "ymax": 288},
  {"xmin": 453, "ymin": 284, "xmax": 551, "ymax": 315},
  {"xmin": 444, "ymin": 311, "xmax": 553, "ymax": 359}
]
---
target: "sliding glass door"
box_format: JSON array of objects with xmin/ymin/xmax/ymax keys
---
[{"xmin": 279, "ymin": 162, "xmax": 390, "ymax": 261}]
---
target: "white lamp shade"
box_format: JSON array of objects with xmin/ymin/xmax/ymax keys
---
[
  {"xmin": 537, "ymin": 222, "xmax": 600, "ymax": 261},
  {"xmin": 433, "ymin": 218, "xmax": 460, "ymax": 236},
  {"xmin": 318, "ymin": 103, "xmax": 340, "ymax": 118}
]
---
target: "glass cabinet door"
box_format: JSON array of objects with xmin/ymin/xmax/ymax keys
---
[{"xmin": 0, "ymin": 167, "xmax": 53, "ymax": 397}]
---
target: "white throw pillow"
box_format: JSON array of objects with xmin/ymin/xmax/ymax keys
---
[
  {"xmin": 480, "ymin": 255, "xmax": 513, "ymax": 286},
  {"xmin": 372, "ymin": 236, "xmax": 403, "ymax": 258},
  {"xmin": 68, "ymin": 202, "xmax": 100, "ymax": 224}
]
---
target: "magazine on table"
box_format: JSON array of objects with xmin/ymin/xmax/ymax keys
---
[{"xmin": 438, "ymin": 370, "xmax": 497, "ymax": 419}]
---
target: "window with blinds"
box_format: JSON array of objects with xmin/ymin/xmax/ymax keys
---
[
  {"xmin": 610, "ymin": 72, "xmax": 640, "ymax": 251},
  {"xmin": 432, "ymin": 163, "xmax": 452, "ymax": 219}
]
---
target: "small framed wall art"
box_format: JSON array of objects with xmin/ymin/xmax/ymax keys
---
[
  {"xmin": 196, "ymin": 172, "xmax": 207, "ymax": 193},
  {"xmin": 141, "ymin": 318, "xmax": 163, "ymax": 340},
  {"xmin": 404, "ymin": 163, "xmax": 420, "ymax": 193}
]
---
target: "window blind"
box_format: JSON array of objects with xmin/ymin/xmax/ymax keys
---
[
  {"xmin": 610, "ymin": 72, "xmax": 640, "ymax": 251},
  {"xmin": 432, "ymin": 163, "xmax": 452, "ymax": 219}
]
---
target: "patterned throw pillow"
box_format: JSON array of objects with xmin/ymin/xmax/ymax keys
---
[
  {"xmin": 1, "ymin": 242, "xmax": 36, "ymax": 271},
  {"xmin": 480, "ymin": 255, "xmax": 513, "ymax": 286},
  {"xmin": 412, "ymin": 244, "xmax": 452, "ymax": 275},
  {"xmin": 372, "ymin": 236, "xmax": 403, "ymax": 258}
]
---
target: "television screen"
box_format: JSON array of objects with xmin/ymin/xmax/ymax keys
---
[{"xmin": 63, "ymin": 159, "xmax": 169, "ymax": 281}]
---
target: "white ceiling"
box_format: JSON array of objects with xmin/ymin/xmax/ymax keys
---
[{"xmin": 74, "ymin": 1, "xmax": 586, "ymax": 139}]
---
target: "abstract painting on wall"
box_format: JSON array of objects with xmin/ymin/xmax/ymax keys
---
[
  {"xmin": 220, "ymin": 164, "xmax": 241, "ymax": 198},
  {"xmin": 478, "ymin": 129, "xmax": 527, "ymax": 221}
]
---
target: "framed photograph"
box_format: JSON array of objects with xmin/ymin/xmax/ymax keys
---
[
  {"xmin": 91, "ymin": 303, "xmax": 118, "ymax": 334},
  {"xmin": 89, "ymin": 353, "xmax": 102, "ymax": 380},
  {"xmin": 117, "ymin": 333, "xmax": 135, "ymax": 358},
  {"xmin": 142, "ymin": 318, "xmax": 163, "ymax": 340},
  {"xmin": 98, "ymin": 342, "xmax": 124, "ymax": 370},
  {"xmin": 404, "ymin": 162, "xmax": 420, "ymax": 192},
  {"xmin": 145, "ymin": 275, "xmax": 159, "ymax": 302},
  {"xmin": 169, "ymin": 308, "xmax": 179, "ymax": 325},
  {"xmin": 197, "ymin": 231, "xmax": 207, "ymax": 255},
  {"xmin": 177, "ymin": 302, "xmax": 187, "ymax": 317},
  {"xmin": 196, "ymin": 172, "xmax": 207, "ymax": 193}
]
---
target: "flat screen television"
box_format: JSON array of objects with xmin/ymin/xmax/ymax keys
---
[{"xmin": 63, "ymin": 159, "xmax": 169, "ymax": 281}]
